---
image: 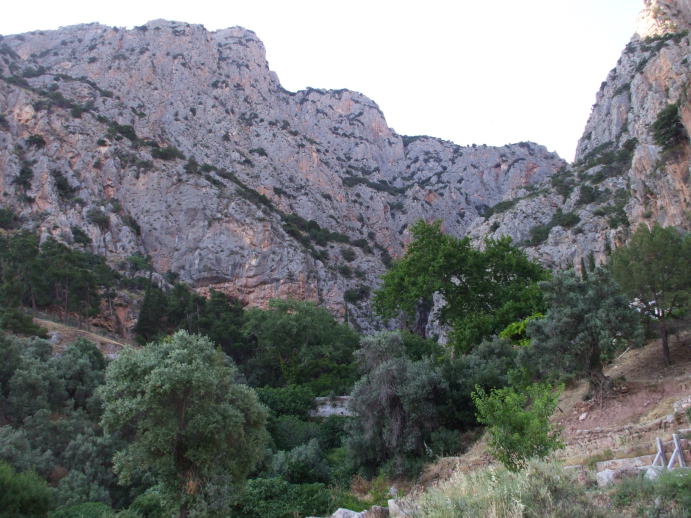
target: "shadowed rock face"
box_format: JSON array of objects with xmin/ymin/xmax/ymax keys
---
[
  {"xmin": 0, "ymin": 1, "xmax": 687, "ymax": 331},
  {"xmin": 0, "ymin": 20, "xmax": 562, "ymax": 329}
]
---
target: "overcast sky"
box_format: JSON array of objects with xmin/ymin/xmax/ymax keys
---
[{"xmin": 1, "ymin": 0, "xmax": 643, "ymax": 161}]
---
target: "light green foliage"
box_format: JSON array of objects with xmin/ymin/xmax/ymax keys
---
[
  {"xmin": 270, "ymin": 438, "xmax": 330, "ymax": 484},
  {"xmin": 347, "ymin": 332, "xmax": 448, "ymax": 476},
  {"xmin": 523, "ymin": 268, "xmax": 642, "ymax": 391},
  {"xmin": 374, "ymin": 220, "xmax": 546, "ymax": 352},
  {"xmin": 498, "ymin": 313, "xmax": 543, "ymax": 346},
  {"xmin": 415, "ymin": 461, "xmax": 602, "ymax": 518},
  {"xmin": 242, "ymin": 299, "xmax": 359, "ymax": 393},
  {"xmin": 99, "ymin": 331, "xmax": 268, "ymax": 516},
  {"xmin": 472, "ymin": 383, "xmax": 563, "ymax": 472},
  {"xmin": 610, "ymin": 224, "xmax": 690, "ymax": 365},
  {"xmin": 0, "ymin": 460, "xmax": 55, "ymax": 518}
]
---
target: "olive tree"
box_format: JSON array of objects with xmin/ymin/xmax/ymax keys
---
[
  {"xmin": 610, "ymin": 224, "xmax": 690, "ymax": 365},
  {"xmin": 524, "ymin": 269, "xmax": 642, "ymax": 394},
  {"xmin": 99, "ymin": 331, "xmax": 268, "ymax": 518}
]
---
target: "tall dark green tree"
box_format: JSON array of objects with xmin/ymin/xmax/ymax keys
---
[
  {"xmin": 242, "ymin": 299, "xmax": 359, "ymax": 393},
  {"xmin": 374, "ymin": 220, "xmax": 547, "ymax": 352},
  {"xmin": 610, "ymin": 224, "xmax": 690, "ymax": 365}
]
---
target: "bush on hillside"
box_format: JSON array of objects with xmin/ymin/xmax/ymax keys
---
[
  {"xmin": 472, "ymin": 382, "xmax": 563, "ymax": 472},
  {"xmin": 415, "ymin": 461, "xmax": 603, "ymax": 518}
]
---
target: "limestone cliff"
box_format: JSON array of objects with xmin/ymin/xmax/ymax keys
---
[
  {"xmin": 0, "ymin": 0, "xmax": 688, "ymax": 331},
  {"xmin": 0, "ymin": 20, "xmax": 562, "ymax": 330},
  {"xmin": 468, "ymin": 0, "xmax": 690, "ymax": 270}
]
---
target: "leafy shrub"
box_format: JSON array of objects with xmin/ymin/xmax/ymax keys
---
[
  {"xmin": 47, "ymin": 502, "xmax": 114, "ymax": 518},
  {"xmin": 230, "ymin": 478, "xmax": 332, "ymax": 518},
  {"xmin": 86, "ymin": 208, "xmax": 109, "ymax": 230},
  {"xmin": 0, "ymin": 307, "xmax": 48, "ymax": 337},
  {"xmin": 122, "ymin": 215, "xmax": 141, "ymax": 236},
  {"xmin": 0, "ymin": 460, "xmax": 55, "ymax": 518},
  {"xmin": 340, "ymin": 247, "xmax": 356, "ymax": 262},
  {"xmin": 256, "ymin": 385, "xmax": 315, "ymax": 418},
  {"xmin": 651, "ymin": 103, "xmax": 688, "ymax": 153},
  {"xmin": 576, "ymin": 184, "xmax": 602, "ymax": 205},
  {"xmin": 14, "ymin": 162, "xmax": 34, "ymax": 191},
  {"xmin": 612, "ymin": 469, "xmax": 691, "ymax": 516},
  {"xmin": 271, "ymin": 439, "xmax": 331, "ymax": 483},
  {"xmin": 550, "ymin": 169, "xmax": 575, "ymax": 199},
  {"xmin": 483, "ymin": 199, "xmax": 517, "ymax": 218},
  {"xmin": 249, "ymin": 147, "xmax": 268, "ymax": 157},
  {"xmin": 26, "ymin": 134, "xmax": 46, "ymax": 149},
  {"xmin": 344, "ymin": 285, "xmax": 370, "ymax": 304},
  {"xmin": 472, "ymin": 382, "xmax": 564, "ymax": 471},
  {"xmin": 151, "ymin": 145, "xmax": 184, "ymax": 161},
  {"xmin": 0, "ymin": 207, "xmax": 18, "ymax": 229},
  {"xmin": 52, "ymin": 171, "xmax": 77, "ymax": 201},
  {"xmin": 269, "ymin": 415, "xmax": 321, "ymax": 451},
  {"xmin": 527, "ymin": 210, "xmax": 580, "ymax": 245},
  {"xmin": 416, "ymin": 461, "xmax": 602, "ymax": 518},
  {"xmin": 107, "ymin": 122, "xmax": 137, "ymax": 142}
]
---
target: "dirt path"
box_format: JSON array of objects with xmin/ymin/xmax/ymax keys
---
[{"xmin": 34, "ymin": 317, "xmax": 132, "ymax": 356}]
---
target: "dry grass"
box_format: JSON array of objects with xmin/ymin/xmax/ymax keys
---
[{"xmin": 34, "ymin": 317, "xmax": 131, "ymax": 356}]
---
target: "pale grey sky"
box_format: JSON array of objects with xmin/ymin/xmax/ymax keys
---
[{"xmin": 1, "ymin": 0, "xmax": 643, "ymax": 161}]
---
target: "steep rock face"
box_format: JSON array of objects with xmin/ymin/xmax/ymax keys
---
[
  {"xmin": 0, "ymin": 20, "xmax": 562, "ymax": 329},
  {"xmin": 468, "ymin": 0, "xmax": 690, "ymax": 270}
]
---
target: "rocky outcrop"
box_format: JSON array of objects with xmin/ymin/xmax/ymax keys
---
[
  {"xmin": 468, "ymin": 0, "xmax": 690, "ymax": 270},
  {"xmin": 0, "ymin": 20, "xmax": 562, "ymax": 329},
  {"xmin": 0, "ymin": 1, "xmax": 688, "ymax": 330}
]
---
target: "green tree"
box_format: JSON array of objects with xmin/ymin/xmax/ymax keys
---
[
  {"xmin": 650, "ymin": 103, "xmax": 689, "ymax": 153},
  {"xmin": 133, "ymin": 285, "xmax": 168, "ymax": 343},
  {"xmin": 524, "ymin": 269, "xmax": 642, "ymax": 393},
  {"xmin": 346, "ymin": 332, "xmax": 447, "ymax": 476},
  {"xmin": 610, "ymin": 224, "xmax": 690, "ymax": 365},
  {"xmin": 242, "ymin": 299, "xmax": 359, "ymax": 393},
  {"xmin": 374, "ymin": 220, "xmax": 547, "ymax": 352},
  {"xmin": 99, "ymin": 331, "xmax": 268, "ymax": 518},
  {"xmin": 472, "ymin": 382, "xmax": 564, "ymax": 472}
]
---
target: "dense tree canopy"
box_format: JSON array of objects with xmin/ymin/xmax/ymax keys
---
[
  {"xmin": 374, "ymin": 220, "xmax": 547, "ymax": 352},
  {"xmin": 99, "ymin": 331, "xmax": 268, "ymax": 518},
  {"xmin": 242, "ymin": 299, "xmax": 359, "ymax": 393},
  {"xmin": 610, "ymin": 224, "xmax": 690, "ymax": 365}
]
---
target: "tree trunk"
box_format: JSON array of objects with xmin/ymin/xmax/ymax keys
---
[
  {"xmin": 178, "ymin": 501, "xmax": 189, "ymax": 518},
  {"xmin": 661, "ymin": 323, "xmax": 672, "ymax": 366},
  {"xmin": 588, "ymin": 367, "xmax": 612, "ymax": 399},
  {"xmin": 413, "ymin": 297, "xmax": 432, "ymax": 338}
]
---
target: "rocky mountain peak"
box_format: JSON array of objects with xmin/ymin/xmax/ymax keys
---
[{"xmin": 635, "ymin": 0, "xmax": 691, "ymax": 39}]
